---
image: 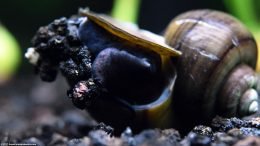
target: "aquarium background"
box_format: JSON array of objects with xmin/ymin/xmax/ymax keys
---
[{"xmin": 0, "ymin": 1, "xmax": 260, "ymax": 144}]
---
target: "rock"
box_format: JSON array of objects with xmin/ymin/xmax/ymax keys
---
[{"xmin": 233, "ymin": 136, "xmax": 260, "ymax": 146}]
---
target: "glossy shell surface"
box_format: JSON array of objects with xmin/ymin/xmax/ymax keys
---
[{"xmin": 165, "ymin": 10, "xmax": 258, "ymax": 119}]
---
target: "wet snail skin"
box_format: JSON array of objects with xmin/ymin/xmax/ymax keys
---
[
  {"xmin": 26, "ymin": 9, "xmax": 259, "ymax": 133},
  {"xmin": 75, "ymin": 10, "xmax": 180, "ymax": 131}
]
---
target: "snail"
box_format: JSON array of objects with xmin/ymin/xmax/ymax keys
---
[
  {"xmin": 76, "ymin": 9, "xmax": 181, "ymax": 131},
  {"xmin": 74, "ymin": 9, "xmax": 260, "ymax": 132},
  {"xmin": 26, "ymin": 9, "xmax": 259, "ymax": 133}
]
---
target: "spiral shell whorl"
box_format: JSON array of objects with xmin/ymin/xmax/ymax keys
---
[{"xmin": 218, "ymin": 64, "xmax": 258, "ymax": 116}]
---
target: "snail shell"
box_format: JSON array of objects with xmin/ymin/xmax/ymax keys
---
[
  {"xmin": 164, "ymin": 10, "xmax": 259, "ymax": 125},
  {"xmin": 78, "ymin": 10, "xmax": 180, "ymax": 131},
  {"xmin": 75, "ymin": 9, "xmax": 259, "ymax": 133}
]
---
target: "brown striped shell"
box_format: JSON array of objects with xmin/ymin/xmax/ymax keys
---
[{"xmin": 164, "ymin": 10, "xmax": 259, "ymax": 124}]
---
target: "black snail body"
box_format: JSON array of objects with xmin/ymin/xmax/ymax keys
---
[
  {"xmin": 76, "ymin": 10, "xmax": 181, "ymax": 131},
  {"xmin": 25, "ymin": 9, "xmax": 259, "ymax": 133}
]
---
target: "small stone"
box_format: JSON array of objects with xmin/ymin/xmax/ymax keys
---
[
  {"xmin": 89, "ymin": 130, "xmax": 119, "ymax": 146},
  {"xmin": 248, "ymin": 117, "xmax": 260, "ymax": 128},
  {"xmin": 193, "ymin": 125, "xmax": 213, "ymax": 138},
  {"xmin": 161, "ymin": 129, "xmax": 181, "ymax": 145},
  {"xmin": 211, "ymin": 116, "xmax": 235, "ymax": 132},
  {"xmin": 239, "ymin": 127, "xmax": 260, "ymax": 136},
  {"xmin": 67, "ymin": 137, "xmax": 91, "ymax": 146},
  {"xmin": 134, "ymin": 129, "xmax": 178, "ymax": 146},
  {"xmin": 213, "ymin": 132, "xmax": 238, "ymax": 145},
  {"xmin": 22, "ymin": 137, "xmax": 44, "ymax": 146},
  {"xmin": 94, "ymin": 122, "xmax": 114, "ymax": 136},
  {"xmin": 233, "ymin": 136, "xmax": 260, "ymax": 146},
  {"xmin": 67, "ymin": 138, "xmax": 82, "ymax": 146},
  {"xmin": 48, "ymin": 133, "xmax": 68, "ymax": 145},
  {"xmin": 230, "ymin": 117, "xmax": 245, "ymax": 128},
  {"xmin": 181, "ymin": 132, "xmax": 211, "ymax": 146},
  {"xmin": 227, "ymin": 128, "xmax": 243, "ymax": 138},
  {"xmin": 121, "ymin": 127, "xmax": 136, "ymax": 146}
]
